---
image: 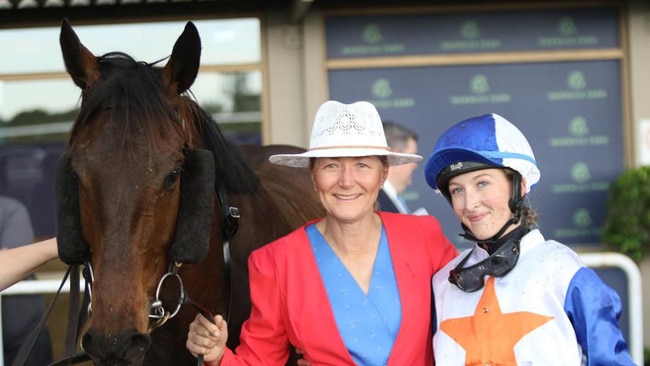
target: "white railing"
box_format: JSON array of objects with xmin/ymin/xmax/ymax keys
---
[
  {"xmin": 579, "ymin": 252, "xmax": 644, "ymax": 365},
  {"xmin": 0, "ymin": 253, "xmax": 644, "ymax": 366}
]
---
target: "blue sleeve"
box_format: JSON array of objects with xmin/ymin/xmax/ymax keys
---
[{"xmin": 564, "ymin": 267, "xmax": 635, "ymax": 366}]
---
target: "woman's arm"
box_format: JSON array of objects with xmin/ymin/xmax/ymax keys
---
[{"xmin": 0, "ymin": 238, "xmax": 58, "ymax": 291}]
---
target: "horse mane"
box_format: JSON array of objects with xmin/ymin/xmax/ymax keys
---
[
  {"xmin": 186, "ymin": 99, "xmax": 260, "ymax": 193},
  {"xmin": 69, "ymin": 51, "xmax": 260, "ymax": 193}
]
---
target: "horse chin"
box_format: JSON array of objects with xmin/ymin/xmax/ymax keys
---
[
  {"xmin": 90, "ymin": 359, "xmax": 145, "ymax": 366},
  {"xmin": 90, "ymin": 357, "xmax": 146, "ymax": 366},
  {"xmin": 87, "ymin": 349, "xmax": 149, "ymax": 366}
]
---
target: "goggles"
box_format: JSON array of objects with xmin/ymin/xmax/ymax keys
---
[{"xmin": 448, "ymin": 238, "xmax": 520, "ymax": 292}]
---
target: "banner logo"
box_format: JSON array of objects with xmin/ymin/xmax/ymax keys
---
[
  {"xmin": 557, "ymin": 16, "xmax": 577, "ymax": 37},
  {"xmin": 547, "ymin": 70, "xmax": 607, "ymax": 101},
  {"xmin": 461, "ymin": 20, "xmax": 480, "ymax": 40},
  {"xmin": 369, "ymin": 78, "xmax": 415, "ymax": 109},
  {"xmin": 340, "ymin": 23, "xmax": 405, "ymax": 56},
  {"xmin": 470, "ymin": 74, "xmax": 490, "ymax": 94},
  {"xmin": 538, "ymin": 16, "xmax": 598, "ymax": 47},
  {"xmin": 550, "ymin": 116, "xmax": 608, "ymax": 147},
  {"xmin": 363, "ymin": 24, "xmax": 382, "ymax": 44},
  {"xmin": 450, "ymin": 74, "xmax": 510, "ymax": 105},
  {"xmin": 553, "ymin": 208, "xmax": 601, "ymax": 239},
  {"xmin": 441, "ymin": 19, "xmax": 501, "ymax": 51},
  {"xmin": 372, "ymin": 78, "xmax": 393, "ymax": 99}
]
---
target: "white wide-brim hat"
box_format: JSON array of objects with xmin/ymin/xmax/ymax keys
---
[{"xmin": 269, "ymin": 100, "xmax": 422, "ymax": 168}]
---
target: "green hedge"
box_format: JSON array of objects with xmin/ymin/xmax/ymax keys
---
[{"xmin": 602, "ymin": 166, "xmax": 650, "ymax": 263}]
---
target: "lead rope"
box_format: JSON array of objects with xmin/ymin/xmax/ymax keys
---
[
  {"xmin": 193, "ymin": 239, "xmax": 232, "ymax": 366},
  {"xmin": 194, "ymin": 187, "xmax": 238, "ymax": 366},
  {"xmin": 11, "ymin": 265, "xmax": 92, "ymax": 366},
  {"xmin": 189, "ymin": 297, "xmax": 217, "ymax": 366},
  {"xmin": 11, "ymin": 267, "xmax": 72, "ymax": 366}
]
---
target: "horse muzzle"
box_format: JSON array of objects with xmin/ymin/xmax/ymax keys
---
[{"xmin": 82, "ymin": 328, "xmax": 151, "ymax": 366}]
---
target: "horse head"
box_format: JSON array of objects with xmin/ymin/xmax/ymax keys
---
[{"xmin": 56, "ymin": 19, "xmax": 218, "ymax": 365}]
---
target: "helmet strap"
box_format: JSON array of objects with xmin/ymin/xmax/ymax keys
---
[{"xmin": 509, "ymin": 173, "xmax": 523, "ymax": 213}]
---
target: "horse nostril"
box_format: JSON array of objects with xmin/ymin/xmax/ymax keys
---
[
  {"xmin": 125, "ymin": 333, "xmax": 151, "ymax": 359},
  {"xmin": 81, "ymin": 329, "xmax": 150, "ymax": 362},
  {"xmin": 81, "ymin": 331, "xmax": 94, "ymax": 353}
]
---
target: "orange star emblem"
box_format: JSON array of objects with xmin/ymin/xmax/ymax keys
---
[{"xmin": 440, "ymin": 277, "xmax": 554, "ymax": 364}]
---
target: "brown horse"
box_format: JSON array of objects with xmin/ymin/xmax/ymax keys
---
[{"xmin": 55, "ymin": 19, "xmax": 323, "ymax": 365}]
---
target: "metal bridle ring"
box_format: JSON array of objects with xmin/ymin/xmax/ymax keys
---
[{"xmin": 149, "ymin": 271, "xmax": 185, "ymax": 320}]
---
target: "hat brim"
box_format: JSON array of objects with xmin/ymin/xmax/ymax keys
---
[
  {"xmin": 269, "ymin": 148, "xmax": 422, "ymax": 168},
  {"xmin": 425, "ymin": 147, "xmax": 499, "ymax": 189}
]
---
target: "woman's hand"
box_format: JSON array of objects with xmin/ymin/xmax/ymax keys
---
[
  {"xmin": 186, "ymin": 313, "xmax": 228, "ymax": 365},
  {"xmin": 295, "ymin": 348, "xmax": 311, "ymax": 366}
]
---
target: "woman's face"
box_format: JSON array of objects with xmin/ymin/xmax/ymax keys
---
[
  {"xmin": 311, "ymin": 156, "xmax": 388, "ymax": 223},
  {"xmin": 448, "ymin": 168, "xmax": 515, "ymax": 241}
]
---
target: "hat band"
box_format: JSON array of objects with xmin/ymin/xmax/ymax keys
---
[{"xmin": 309, "ymin": 145, "xmax": 390, "ymax": 152}]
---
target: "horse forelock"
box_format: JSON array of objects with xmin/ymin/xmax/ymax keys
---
[{"xmin": 69, "ymin": 52, "xmax": 187, "ymax": 155}]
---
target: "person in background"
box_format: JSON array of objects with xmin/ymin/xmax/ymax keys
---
[
  {"xmin": 377, "ymin": 121, "xmax": 428, "ymax": 215},
  {"xmin": 186, "ymin": 100, "xmax": 458, "ymax": 365},
  {"xmin": 0, "ymin": 195, "xmax": 55, "ymax": 366},
  {"xmin": 424, "ymin": 113, "xmax": 634, "ymax": 364}
]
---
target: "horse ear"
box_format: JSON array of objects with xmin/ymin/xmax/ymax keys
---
[
  {"xmin": 55, "ymin": 153, "xmax": 90, "ymax": 265},
  {"xmin": 161, "ymin": 21, "xmax": 201, "ymax": 96},
  {"xmin": 169, "ymin": 148, "xmax": 215, "ymax": 264},
  {"xmin": 59, "ymin": 18, "xmax": 101, "ymax": 90}
]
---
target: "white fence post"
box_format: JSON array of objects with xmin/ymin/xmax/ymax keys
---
[{"xmin": 580, "ymin": 252, "xmax": 644, "ymax": 365}]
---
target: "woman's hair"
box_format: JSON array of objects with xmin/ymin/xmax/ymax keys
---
[
  {"xmin": 378, "ymin": 156, "xmax": 389, "ymax": 166},
  {"xmin": 520, "ymin": 206, "xmax": 538, "ymax": 227}
]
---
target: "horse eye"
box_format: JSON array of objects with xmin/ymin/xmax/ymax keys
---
[{"xmin": 164, "ymin": 168, "xmax": 182, "ymax": 190}]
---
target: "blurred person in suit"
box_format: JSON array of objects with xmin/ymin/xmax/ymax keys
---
[{"xmin": 377, "ymin": 121, "xmax": 427, "ymax": 215}]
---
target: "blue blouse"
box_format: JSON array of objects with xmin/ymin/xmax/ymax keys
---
[{"xmin": 307, "ymin": 224, "xmax": 401, "ymax": 365}]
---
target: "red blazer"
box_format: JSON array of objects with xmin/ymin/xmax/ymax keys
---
[{"xmin": 220, "ymin": 212, "xmax": 457, "ymax": 365}]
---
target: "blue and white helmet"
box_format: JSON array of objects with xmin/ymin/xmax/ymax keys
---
[{"xmin": 425, "ymin": 113, "xmax": 541, "ymax": 200}]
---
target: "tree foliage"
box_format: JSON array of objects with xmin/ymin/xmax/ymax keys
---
[{"xmin": 602, "ymin": 166, "xmax": 650, "ymax": 262}]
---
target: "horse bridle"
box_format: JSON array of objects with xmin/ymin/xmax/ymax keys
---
[
  {"xmin": 78, "ymin": 259, "xmax": 190, "ymax": 333},
  {"xmin": 12, "ymin": 187, "xmax": 239, "ymax": 366}
]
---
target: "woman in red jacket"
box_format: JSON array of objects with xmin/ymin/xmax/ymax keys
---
[{"xmin": 186, "ymin": 100, "xmax": 457, "ymax": 366}]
